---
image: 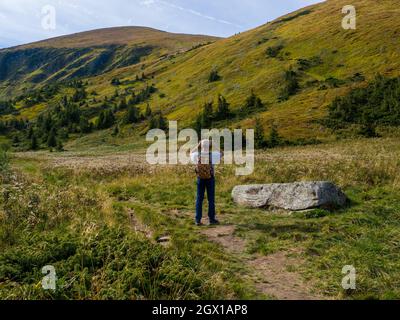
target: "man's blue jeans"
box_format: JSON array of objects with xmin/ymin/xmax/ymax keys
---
[{"xmin": 195, "ymin": 177, "xmax": 216, "ymax": 223}]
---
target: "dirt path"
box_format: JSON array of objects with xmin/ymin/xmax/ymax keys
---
[{"xmin": 201, "ymin": 225, "xmax": 323, "ymax": 300}]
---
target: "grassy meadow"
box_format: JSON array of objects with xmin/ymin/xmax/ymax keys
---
[
  {"xmin": 1, "ymin": 0, "xmax": 399, "ymax": 301},
  {"xmin": 1, "ymin": 136, "xmax": 399, "ymax": 299}
]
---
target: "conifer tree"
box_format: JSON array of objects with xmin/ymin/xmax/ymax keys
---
[
  {"xmin": 30, "ymin": 133, "xmax": 38, "ymax": 150},
  {"xmin": 215, "ymin": 94, "xmax": 231, "ymax": 120},
  {"xmin": 119, "ymin": 97, "xmax": 127, "ymax": 110},
  {"xmin": 254, "ymin": 118, "xmax": 266, "ymax": 149},
  {"xmin": 56, "ymin": 139, "xmax": 64, "ymax": 151},
  {"xmin": 267, "ymin": 124, "xmax": 281, "ymax": 148},
  {"xmin": 47, "ymin": 127, "xmax": 57, "ymax": 148},
  {"xmin": 125, "ymin": 106, "xmax": 139, "ymax": 124},
  {"xmin": 145, "ymin": 104, "xmax": 152, "ymax": 118},
  {"xmin": 201, "ymin": 102, "xmax": 214, "ymax": 129}
]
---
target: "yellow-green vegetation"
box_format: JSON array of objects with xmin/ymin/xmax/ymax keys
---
[
  {"xmin": 1, "ymin": 0, "xmax": 400, "ymax": 300},
  {"xmin": 0, "ymin": 27, "xmax": 217, "ymax": 98},
  {"xmin": 1, "ymin": 137, "xmax": 400, "ymax": 299},
  {"xmin": 2, "ymin": 0, "xmax": 400, "ymax": 142},
  {"xmin": 82, "ymin": 0, "xmax": 400, "ymax": 139}
]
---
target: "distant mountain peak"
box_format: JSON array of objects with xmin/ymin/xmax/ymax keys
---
[{"xmin": 6, "ymin": 26, "xmax": 219, "ymax": 50}]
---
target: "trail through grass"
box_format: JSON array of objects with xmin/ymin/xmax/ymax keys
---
[{"xmin": 2, "ymin": 137, "xmax": 400, "ymax": 299}]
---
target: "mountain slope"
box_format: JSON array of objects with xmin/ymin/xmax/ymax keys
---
[
  {"xmin": 129, "ymin": 0, "xmax": 399, "ymax": 138},
  {"xmin": 1, "ymin": 0, "xmax": 400, "ymax": 146},
  {"xmin": 0, "ymin": 27, "xmax": 218, "ymax": 97}
]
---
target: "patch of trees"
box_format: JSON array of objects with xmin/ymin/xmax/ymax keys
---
[
  {"xmin": 208, "ymin": 70, "xmax": 221, "ymax": 83},
  {"xmin": 96, "ymin": 109, "xmax": 115, "ymax": 129},
  {"xmin": 119, "ymin": 100, "xmax": 166, "ymax": 130},
  {"xmin": 214, "ymin": 95, "xmax": 232, "ymax": 121},
  {"xmin": 194, "ymin": 94, "xmax": 235, "ymax": 131},
  {"xmin": 68, "ymin": 80, "xmax": 86, "ymax": 89},
  {"xmin": 254, "ymin": 120, "xmax": 283, "ymax": 149},
  {"xmin": 128, "ymin": 84, "xmax": 157, "ymax": 105},
  {"xmin": 149, "ymin": 112, "xmax": 167, "ymax": 130},
  {"xmin": 254, "ymin": 118, "xmax": 320, "ymax": 149},
  {"xmin": 326, "ymin": 75, "xmax": 400, "ymax": 137},
  {"xmin": 194, "ymin": 92, "xmax": 266, "ymax": 132},
  {"xmin": 13, "ymin": 94, "xmax": 95, "ymax": 150},
  {"xmin": 0, "ymin": 101, "xmax": 17, "ymax": 116},
  {"xmin": 111, "ymin": 78, "xmax": 121, "ymax": 86},
  {"xmin": 187, "ymin": 42, "xmax": 212, "ymax": 52},
  {"xmin": 266, "ymin": 45, "xmax": 284, "ymax": 58},
  {"xmin": 257, "ymin": 37, "xmax": 269, "ymax": 45},
  {"xmin": 238, "ymin": 91, "xmax": 265, "ymax": 117},
  {"xmin": 124, "ymin": 105, "xmax": 140, "ymax": 124},
  {"xmin": 297, "ymin": 56, "xmax": 322, "ymax": 71},
  {"xmin": 21, "ymin": 86, "xmax": 58, "ymax": 108},
  {"xmin": 0, "ymin": 118, "xmax": 27, "ymax": 135},
  {"xmin": 279, "ymin": 70, "xmax": 300, "ymax": 101},
  {"xmin": 323, "ymin": 77, "xmax": 346, "ymax": 89},
  {"xmin": 71, "ymin": 87, "xmax": 87, "ymax": 102}
]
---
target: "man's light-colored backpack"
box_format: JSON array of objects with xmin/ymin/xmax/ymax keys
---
[{"xmin": 195, "ymin": 153, "xmax": 214, "ymax": 180}]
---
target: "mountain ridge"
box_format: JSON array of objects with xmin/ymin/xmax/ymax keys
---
[
  {"xmin": 1, "ymin": 0, "xmax": 400, "ymax": 146},
  {"xmin": 2, "ymin": 26, "xmax": 220, "ymax": 50},
  {"xmin": 0, "ymin": 26, "xmax": 218, "ymax": 97}
]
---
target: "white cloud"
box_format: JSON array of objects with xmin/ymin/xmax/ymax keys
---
[{"xmin": 154, "ymin": 0, "xmax": 243, "ymax": 28}]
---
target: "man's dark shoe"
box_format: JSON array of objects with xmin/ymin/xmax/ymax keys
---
[
  {"xmin": 209, "ymin": 219, "xmax": 220, "ymax": 225},
  {"xmin": 195, "ymin": 221, "xmax": 204, "ymax": 226}
]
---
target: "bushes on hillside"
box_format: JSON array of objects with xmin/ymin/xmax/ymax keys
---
[
  {"xmin": 214, "ymin": 94, "xmax": 232, "ymax": 121},
  {"xmin": 128, "ymin": 85, "xmax": 157, "ymax": 105},
  {"xmin": 194, "ymin": 94, "xmax": 234, "ymax": 131},
  {"xmin": 111, "ymin": 78, "xmax": 121, "ymax": 86},
  {"xmin": 71, "ymin": 88, "xmax": 87, "ymax": 102},
  {"xmin": 149, "ymin": 112, "xmax": 167, "ymax": 130},
  {"xmin": 254, "ymin": 119, "xmax": 283, "ymax": 149},
  {"xmin": 208, "ymin": 70, "xmax": 221, "ymax": 83},
  {"xmin": 97, "ymin": 109, "xmax": 115, "ymax": 129},
  {"xmin": 194, "ymin": 92, "xmax": 267, "ymax": 131},
  {"xmin": 296, "ymin": 56, "xmax": 322, "ymax": 71},
  {"xmin": 279, "ymin": 70, "xmax": 299, "ymax": 101},
  {"xmin": 326, "ymin": 75, "xmax": 400, "ymax": 131},
  {"xmin": 0, "ymin": 101, "xmax": 17, "ymax": 116},
  {"xmin": 237, "ymin": 91, "xmax": 265, "ymax": 117},
  {"xmin": 124, "ymin": 106, "xmax": 140, "ymax": 124},
  {"xmin": 266, "ymin": 45, "xmax": 284, "ymax": 58},
  {"xmin": 254, "ymin": 118, "xmax": 266, "ymax": 149}
]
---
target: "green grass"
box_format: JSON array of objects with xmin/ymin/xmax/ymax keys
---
[
  {"xmin": 3, "ymin": 137, "xmax": 398, "ymax": 299},
  {"xmin": 118, "ymin": 139, "xmax": 400, "ymax": 299},
  {"xmin": 0, "ymin": 162, "xmax": 251, "ymax": 299},
  {"xmin": 1, "ymin": 0, "xmax": 400, "ymax": 299}
]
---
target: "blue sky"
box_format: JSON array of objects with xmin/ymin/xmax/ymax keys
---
[{"xmin": 0, "ymin": 0, "xmax": 323, "ymax": 48}]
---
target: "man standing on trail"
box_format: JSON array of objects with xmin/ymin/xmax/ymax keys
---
[{"xmin": 190, "ymin": 139, "xmax": 223, "ymax": 226}]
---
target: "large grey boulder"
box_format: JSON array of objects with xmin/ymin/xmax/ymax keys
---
[{"xmin": 232, "ymin": 181, "xmax": 347, "ymax": 211}]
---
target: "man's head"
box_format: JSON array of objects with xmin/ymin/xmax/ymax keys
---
[{"xmin": 200, "ymin": 139, "xmax": 211, "ymax": 152}]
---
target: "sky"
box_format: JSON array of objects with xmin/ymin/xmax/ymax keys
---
[{"xmin": 0, "ymin": 0, "xmax": 324, "ymax": 48}]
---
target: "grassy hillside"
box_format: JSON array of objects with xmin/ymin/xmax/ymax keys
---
[
  {"xmin": 13, "ymin": 26, "xmax": 218, "ymax": 49},
  {"xmin": 0, "ymin": 27, "xmax": 218, "ymax": 98},
  {"xmin": 1, "ymin": 0, "xmax": 400, "ymax": 148},
  {"xmin": 135, "ymin": 0, "xmax": 400, "ymax": 138}
]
